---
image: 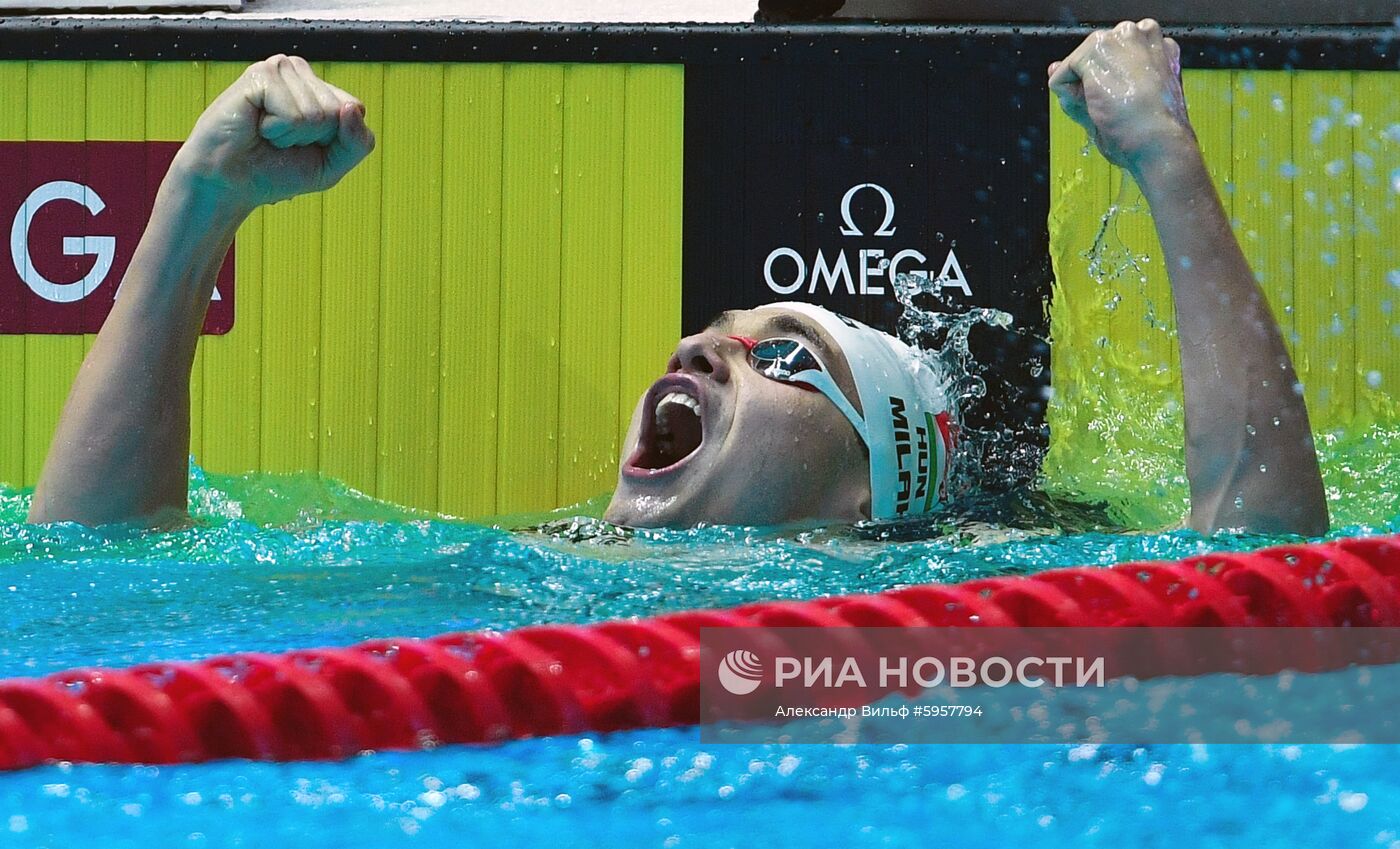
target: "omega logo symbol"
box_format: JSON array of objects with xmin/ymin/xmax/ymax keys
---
[
  {"xmin": 839, "ymin": 183, "xmax": 897, "ymax": 237},
  {"xmin": 763, "ymin": 182, "xmax": 972, "ymax": 299}
]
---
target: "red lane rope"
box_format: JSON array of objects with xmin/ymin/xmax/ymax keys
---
[{"xmin": 3, "ymin": 535, "xmax": 1399, "ymax": 770}]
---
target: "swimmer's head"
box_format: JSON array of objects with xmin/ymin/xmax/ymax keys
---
[{"xmin": 604, "ymin": 302, "xmax": 953, "ymax": 528}]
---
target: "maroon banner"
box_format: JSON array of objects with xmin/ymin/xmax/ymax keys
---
[{"xmin": 0, "ymin": 141, "xmax": 233, "ymax": 335}]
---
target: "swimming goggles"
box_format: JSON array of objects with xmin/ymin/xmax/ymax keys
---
[{"xmin": 729, "ymin": 335, "xmax": 869, "ymax": 442}]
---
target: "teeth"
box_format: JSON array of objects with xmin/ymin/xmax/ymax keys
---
[
  {"xmin": 654, "ymin": 391, "xmax": 700, "ymax": 431},
  {"xmin": 662, "ymin": 391, "xmax": 700, "ymax": 412}
]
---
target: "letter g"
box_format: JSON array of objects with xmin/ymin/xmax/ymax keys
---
[{"xmin": 11, "ymin": 181, "xmax": 116, "ymax": 304}]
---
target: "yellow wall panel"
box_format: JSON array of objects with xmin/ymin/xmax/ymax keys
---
[
  {"xmin": 1185, "ymin": 72, "xmax": 1235, "ymax": 197},
  {"xmin": 86, "ymin": 61, "xmax": 147, "ymax": 140},
  {"xmin": 377, "ymin": 63, "xmax": 444, "ymax": 510},
  {"xmin": 0, "ymin": 62, "xmax": 27, "ymax": 487},
  {"xmin": 496, "ymin": 64, "xmax": 565, "ymax": 514},
  {"xmin": 558, "ymin": 65, "xmax": 626, "ymax": 507},
  {"xmin": 1232, "ymin": 71, "xmax": 1297, "ymax": 346},
  {"xmin": 318, "ymin": 62, "xmax": 384, "ymax": 496},
  {"xmin": 438, "ymin": 64, "xmax": 504, "ymax": 518},
  {"xmin": 619, "ymin": 65, "xmax": 685, "ymax": 453},
  {"xmin": 1291, "ymin": 72, "xmax": 1356, "ymax": 427},
  {"xmin": 1352, "ymin": 72, "xmax": 1400, "ymax": 416},
  {"xmin": 24, "ymin": 62, "xmax": 86, "ymax": 488}
]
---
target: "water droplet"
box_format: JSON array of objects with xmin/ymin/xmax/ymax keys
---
[
  {"xmin": 1310, "ymin": 117, "xmax": 1333, "ymax": 145},
  {"xmin": 1245, "ymin": 424, "xmax": 1256, "ymax": 436}
]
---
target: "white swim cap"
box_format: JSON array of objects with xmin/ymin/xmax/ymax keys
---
[{"xmin": 768, "ymin": 302, "xmax": 955, "ymax": 521}]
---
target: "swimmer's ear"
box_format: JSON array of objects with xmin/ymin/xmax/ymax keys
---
[
  {"xmin": 840, "ymin": 471, "xmax": 871, "ymax": 523},
  {"xmin": 821, "ymin": 454, "xmax": 870, "ymax": 523}
]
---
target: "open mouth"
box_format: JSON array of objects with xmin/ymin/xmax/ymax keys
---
[{"xmin": 626, "ymin": 380, "xmax": 705, "ymax": 476}]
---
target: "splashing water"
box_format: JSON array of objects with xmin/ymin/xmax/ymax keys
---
[
  {"xmin": 1082, "ymin": 187, "xmax": 1169, "ymax": 332},
  {"xmin": 1045, "ymin": 160, "xmax": 1400, "ymax": 529},
  {"xmin": 891, "ymin": 268, "xmax": 1057, "ymax": 500},
  {"xmin": 893, "ymin": 270, "xmax": 1013, "ymax": 407}
]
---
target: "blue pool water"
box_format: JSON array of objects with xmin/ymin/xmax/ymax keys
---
[{"xmin": 2, "ymin": 427, "xmax": 1400, "ymax": 847}]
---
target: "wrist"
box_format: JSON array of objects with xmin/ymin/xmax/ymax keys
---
[
  {"xmin": 1124, "ymin": 124, "xmax": 1202, "ymax": 186},
  {"xmin": 162, "ymin": 157, "xmax": 258, "ymax": 226}
]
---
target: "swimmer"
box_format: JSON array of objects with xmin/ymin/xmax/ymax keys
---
[{"xmin": 26, "ymin": 22, "xmax": 1329, "ymax": 536}]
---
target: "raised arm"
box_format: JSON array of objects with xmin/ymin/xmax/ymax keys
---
[
  {"xmin": 1049, "ymin": 20, "xmax": 1329, "ymax": 536},
  {"xmin": 28, "ymin": 56, "xmax": 375, "ymax": 526}
]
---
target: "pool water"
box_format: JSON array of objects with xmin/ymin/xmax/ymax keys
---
[{"xmin": 2, "ymin": 420, "xmax": 1400, "ymax": 846}]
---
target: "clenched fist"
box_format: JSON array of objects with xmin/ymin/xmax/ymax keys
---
[
  {"xmin": 1048, "ymin": 20, "xmax": 1193, "ymax": 174},
  {"xmin": 173, "ymin": 54, "xmax": 376, "ymax": 210}
]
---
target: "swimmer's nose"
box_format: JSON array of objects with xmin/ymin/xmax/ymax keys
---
[{"xmin": 667, "ymin": 332, "xmax": 737, "ymax": 383}]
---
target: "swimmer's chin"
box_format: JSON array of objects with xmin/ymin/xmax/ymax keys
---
[
  {"xmin": 602, "ymin": 491, "xmax": 689, "ymax": 528},
  {"xmin": 603, "ymin": 491, "xmax": 869, "ymax": 530}
]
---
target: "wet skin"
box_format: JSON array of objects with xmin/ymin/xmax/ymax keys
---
[{"xmin": 604, "ymin": 306, "xmax": 872, "ymax": 528}]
